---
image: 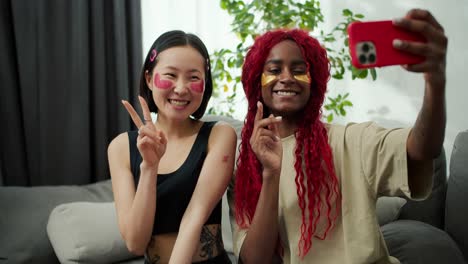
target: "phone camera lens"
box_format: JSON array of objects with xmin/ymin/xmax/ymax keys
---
[
  {"xmin": 368, "ymin": 54, "xmax": 376, "ymax": 63},
  {"xmin": 362, "ymin": 43, "xmax": 370, "ymax": 53},
  {"xmin": 359, "ymin": 54, "xmax": 367, "ymax": 64}
]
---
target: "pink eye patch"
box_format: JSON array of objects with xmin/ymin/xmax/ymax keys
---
[
  {"xmin": 154, "ymin": 73, "xmax": 173, "ymax": 89},
  {"xmin": 190, "ymin": 80, "xmax": 204, "ymax": 93}
]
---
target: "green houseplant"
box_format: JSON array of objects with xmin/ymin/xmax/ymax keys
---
[{"xmin": 208, "ymin": 0, "xmax": 376, "ymax": 122}]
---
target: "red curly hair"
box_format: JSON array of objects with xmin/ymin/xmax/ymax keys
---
[{"xmin": 235, "ymin": 29, "xmax": 341, "ymax": 258}]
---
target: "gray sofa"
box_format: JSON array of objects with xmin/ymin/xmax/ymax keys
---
[
  {"xmin": 380, "ymin": 129, "xmax": 468, "ymax": 264},
  {"xmin": 1, "ymin": 115, "xmax": 467, "ymax": 264}
]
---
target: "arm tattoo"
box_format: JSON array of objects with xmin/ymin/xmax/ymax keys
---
[
  {"xmin": 146, "ymin": 255, "xmax": 161, "ymax": 264},
  {"xmin": 146, "ymin": 236, "xmax": 161, "ymax": 264},
  {"xmin": 199, "ymin": 225, "xmax": 224, "ymax": 259}
]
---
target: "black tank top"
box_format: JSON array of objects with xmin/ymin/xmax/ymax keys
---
[{"xmin": 128, "ymin": 121, "xmax": 222, "ymax": 235}]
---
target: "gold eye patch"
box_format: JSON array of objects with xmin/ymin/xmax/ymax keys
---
[
  {"xmin": 261, "ymin": 72, "xmax": 312, "ymax": 88},
  {"xmin": 294, "ymin": 73, "xmax": 311, "ymax": 84},
  {"xmin": 261, "ymin": 73, "xmax": 277, "ymax": 87}
]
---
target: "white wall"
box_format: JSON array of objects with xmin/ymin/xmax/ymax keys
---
[
  {"xmin": 141, "ymin": 0, "xmax": 468, "ymax": 167},
  {"xmin": 321, "ymin": 0, "xmax": 468, "ymax": 170},
  {"xmin": 141, "ymin": 0, "xmax": 238, "ymax": 60}
]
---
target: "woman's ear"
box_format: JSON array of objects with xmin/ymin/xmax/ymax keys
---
[{"xmin": 145, "ymin": 70, "xmax": 152, "ymax": 90}]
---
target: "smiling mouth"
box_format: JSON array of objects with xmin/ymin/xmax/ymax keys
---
[
  {"xmin": 273, "ymin": 91, "xmax": 298, "ymax": 96},
  {"xmin": 168, "ymin": 99, "xmax": 189, "ymax": 106}
]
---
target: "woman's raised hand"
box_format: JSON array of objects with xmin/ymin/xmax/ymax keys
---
[
  {"xmin": 250, "ymin": 102, "xmax": 283, "ymax": 180},
  {"xmin": 393, "ymin": 9, "xmax": 447, "ymax": 87},
  {"xmin": 122, "ymin": 96, "xmax": 167, "ymax": 171}
]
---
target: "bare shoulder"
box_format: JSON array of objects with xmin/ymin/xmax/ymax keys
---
[
  {"xmin": 206, "ymin": 122, "xmax": 237, "ymax": 151},
  {"xmin": 107, "ymin": 132, "xmax": 131, "ymax": 170},
  {"xmin": 211, "ymin": 121, "xmax": 237, "ymax": 140},
  {"xmin": 108, "ymin": 132, "xmax": 129, "ymax": 154}
]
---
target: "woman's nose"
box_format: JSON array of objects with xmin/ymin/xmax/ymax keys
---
[
  {"xmin": 279, "ymin": 68, "xmax": 295, "ymax": 84},
  {"xmin": 173, "ymin": 80, "xmax": 189, "ymax": 94}
]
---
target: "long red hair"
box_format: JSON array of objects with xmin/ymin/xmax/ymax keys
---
[{"xmin": 234, "ymin": 29, "xmax": 341, "ymax": 257}]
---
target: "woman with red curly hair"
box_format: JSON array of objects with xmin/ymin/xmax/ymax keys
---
[{"xmin": 229, "ymin": 9, "xmax": 447, "ymax": 264}]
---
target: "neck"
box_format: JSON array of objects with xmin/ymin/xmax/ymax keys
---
[
  {"xmin": 268, "ymin": 110, "xmax": 302, "ymax": 138},
  {"xmin": 277, "ymin": 117, "xmax": 298, "ymax": 138}
]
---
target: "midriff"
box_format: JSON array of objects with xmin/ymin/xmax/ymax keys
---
[{"xmin": 145, "ymin": 224, "xmax": 224, "ymax": 264}]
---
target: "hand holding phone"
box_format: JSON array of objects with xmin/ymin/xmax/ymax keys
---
[{"xmin": 347, "ymin": 20, "xmax": 426, "ymax": 69}]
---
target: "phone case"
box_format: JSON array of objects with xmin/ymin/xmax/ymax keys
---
[{"xmin": 347, "ymin": 20, "xmax": 426, "ymax": 69}]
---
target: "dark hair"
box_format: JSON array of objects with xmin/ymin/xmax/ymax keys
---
[{"xmin": 139, "ymin": 30, "xmax": 213, "ymax": 119}]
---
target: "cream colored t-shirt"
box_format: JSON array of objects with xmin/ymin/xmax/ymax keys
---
[{"xmin": 228, "ymin": 122, "xmax": 433, "ymax": 264}]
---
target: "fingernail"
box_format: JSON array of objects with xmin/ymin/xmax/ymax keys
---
[
  {"xmin": 276, "ymin": 136, "xmax": 281, "ymax": 141},
  {"xmin": 393, "ymin": 39, "xmax": 403, "ymax": 48},
  {"xmin": 257, "ymin": 101, "xmax": 262, "ymax": 107},
  {"xmin": 275, "ymin": 116, "xmax": 282, "ymax": 120},
  {"xmin": 121, "ymin": 100, "xmax": 126, "ymax": 104}
]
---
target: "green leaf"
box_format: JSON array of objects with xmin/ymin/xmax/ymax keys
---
[
  {"xmin": 220, "ymin": 0, "xmax": 228, "ymax": 10},
  {"xmin": 359, "ymin": 69, "xmax": 368, "ymax": 78},
  {"xmin": 332, "ymin": 73, "xmax": 343, "ymax": 80},
  {"xmin": 342, "ymin": 9, "xmax": 352, "ymax": 17},
  {"xmin": 339, "ymin": 107, "xmax": 346, "ymax": 116},
  {"xmin": 370, "ymin": 68, "xmax": 377, "ymax": 80}
]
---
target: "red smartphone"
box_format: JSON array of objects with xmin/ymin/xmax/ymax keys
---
[{"xmin": 347, "ymin": 20, "xmax": 426, "ymax": 69}]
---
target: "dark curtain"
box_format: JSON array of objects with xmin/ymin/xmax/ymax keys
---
[{"xmin": 0, "ymin": 0, "xmax": 142, "ymax": 186}]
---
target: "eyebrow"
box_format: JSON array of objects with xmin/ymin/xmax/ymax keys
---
[
  {"xmin": 265, "ymin": 59, "xmax": 306, "ymax": 66},
  {"xmin": 164, "ymin": 66, "xmax": 202, "ymax": 74}
]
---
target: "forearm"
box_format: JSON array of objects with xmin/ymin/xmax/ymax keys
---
[
  {"xmin": 169, "ymin": 217, "xmax": 204, "ymax": 264},
  {"xmin": 408, "ymin": 80, "xmax": 446, "ymax": 160},
  {"xmin": 240, "ymin": 173, "xmax": 280, "ymax": 264},
  {"xmin": 124, "ymin": 165, "xmax": 158, "ymax": 254}
]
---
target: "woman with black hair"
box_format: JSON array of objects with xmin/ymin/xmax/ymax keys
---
[{"xmin": 108, "ymin": 30, "xmax": 235, "ymax": 264}]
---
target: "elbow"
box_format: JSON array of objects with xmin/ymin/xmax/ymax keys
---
[
  {"xmin": 431, "ymin": 144, "xmax": 444, "ymax": 159},
  {"xmin": 125, "ymin": 240, "xmax": 146, "ymax": 256},
  {"xmin": 122, "ymin": 232, "xmax": 147, "ymax": 256},
  {"xmin": 409, "ymin": 144, "xmax": 443, "ymax": 161},
  {"xmin": 422, "ymin": 145, "xmax": 444, "ymax": 160},
  {"xmin": 126, "ymin": 244, "xmax": 146, "ymax": 256}
]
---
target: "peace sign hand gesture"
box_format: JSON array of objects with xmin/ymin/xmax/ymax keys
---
[
  {"xmin": 250, "ymin": 102, "xmax": 283, "ymax": 180},
  {"xmin": 121, "ymin": 96, "xmax": 167, "ymax": 171}
]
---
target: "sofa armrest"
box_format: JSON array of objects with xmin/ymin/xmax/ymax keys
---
[{"xmin": 446, "ymin": 130, "xmax": 468, "ymax": 260}]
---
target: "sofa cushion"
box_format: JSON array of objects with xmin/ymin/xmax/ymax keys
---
[
  {"xmin": 397, "ymin": 149, "xmax": 447, "ymax": 229},
  {"xmin": 382, "ymin": 220, "xmax": 465, "ymax": 264},
  {"xmin": 376, "ymin": 197, "xmax": 407, "ymax": 226},
  {"xmin": 446, "ymin": 130, "xmax": 468, "ymax": 260},
  {"xmin": 47, "ymin": 202, "xmax": 139, "ymax": 263},
  {"xmin": 0, "ymin": 180, "xmax": 113, "ymax": 264},
  {"xmin": 201, "ymin": 114, "xmax": 243, "ymax": 139}
]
